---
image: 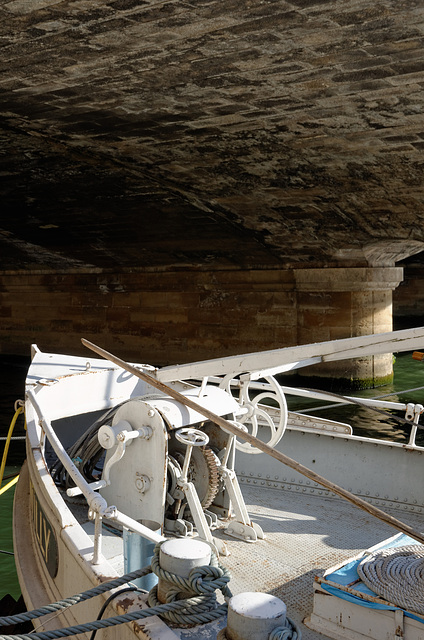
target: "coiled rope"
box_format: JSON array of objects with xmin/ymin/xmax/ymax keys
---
[
  {"xmin": 218, "ymin": 613, "xmax": 302, "ymax": 639},
  {"xmin": 269, "ymin": 617, "xmax": 302, "ymax": 639},
  {"xmin": 357, "ymin": 545, "xmax": 424, "ymax": 614},
  {"xmin": 147, "ymin": 541, "xmax": 232, "ymax": 626}
]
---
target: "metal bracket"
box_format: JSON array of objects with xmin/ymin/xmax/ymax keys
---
[
  {"xmin": 174, "ymin": 427, "xmax": 229, "ymax": 556},
  {"xmin": 394, "ymin": 608, "xmax": 404, "ymax": 639},
  {"xmin": 406, "ymin": 403, "xmax": 424, "ymax": 445},
  {"xmin": 220, "ymin": 432, "xmax": 265, "ymax": 542}
]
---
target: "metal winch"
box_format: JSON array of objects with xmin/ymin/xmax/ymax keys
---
[{"xmin": 96, "ymin": 384, "xmax": 266, "ymax": 552}]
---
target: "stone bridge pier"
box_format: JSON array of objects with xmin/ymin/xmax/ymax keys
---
[
  {"xmin": 0, "ymin": 263, "xmax": 406, "ymax": 389},
  {"xmin": 293, "ymin": 266, "xmax": 403, "ymax": 387},
  {"xmin": 1, "ymin": 0, "xmax": 424, "ymax": 388}
]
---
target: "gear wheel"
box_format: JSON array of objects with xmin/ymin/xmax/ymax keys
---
[
  {"xmin": 200, "ymin": 446, "xmax": 221, "ymax": 509},
  {"xmin": 168, "ymin": 438, "xmax": 220, "ymax": 509}
]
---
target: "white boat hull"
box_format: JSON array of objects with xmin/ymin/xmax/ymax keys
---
[{"xmin": 11, "ymin": 331, "xmax": 424, "ymax": 640}]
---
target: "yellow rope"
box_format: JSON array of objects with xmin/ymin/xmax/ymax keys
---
[
  {"xmin": 0, "ymin": 474, "xmax": 19, "ymax": 496},
  {"xmin": 0, "ymin": 404, "xmax": 25, "ymax": 489}
]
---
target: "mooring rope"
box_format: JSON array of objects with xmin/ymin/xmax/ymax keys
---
[
  {"xmin": 88, "ymin": 586, "xmax": 144, "ymax": 640},
  {"xmin": 217, "ymin": 613, "xmax": 302, "ymax": 639},
  {"xmin": 0, "ymin": 543, "xmax": 233, "ymax": 638},
  {"xmin": 269, "ymin": 617, "xmax": 302, "ymax": 639},
  {"xmin": 357, "ymin": 545, "xmax": 424, "ymax": 615},
  {"xmin": 0, "ymin": 404, "xmax": 24, "ymax": 489},
  {"xmin": 147, "ymin": 542, "xmax": 232, "ymax": 626},
  {"xmin": 0, "ymin": 598, "xmax": 214, "ymax": 640},
  {"xmin": 0, "ymin": 566, "xmax": 152, "ymax": 627}
]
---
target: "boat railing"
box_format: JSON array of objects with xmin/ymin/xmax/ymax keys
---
[
  {"xmin": 207, "ymin": 375, "xmax": 424, "ymax": 447},
  {"xmin": 26, "ymin": 388, "xmax": 164, "ymax": 565}
]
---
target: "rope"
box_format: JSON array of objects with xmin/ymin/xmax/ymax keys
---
[
  {"xmin": 357, "ymin": 545, "xmax": 424, "ymax": 614},
  {"xmin": 0, "ymin": 598, "xmax": 215, "ymax": 640},
  {"xmin": 0, "ymin": 476, "xmax": 19, "ymax": 497},
  {"xmin": 0, "ymin": 542, "xmax": 232, "ymax": 637},
  {"xmin": 269, "ymin": 616, "xmax": 302, "ymax": 639},
  {"xmin": 147, "ymin": 541, "xmax": 232, "ymax": 626},
  {"xmin": 0, "ymin": 566, "xmax": 152, "ymax": 627},
  {"xmin": 218, "ymin": 616, "xmax": 302, "ymax": 640},
  {"xmin": 88, "ymin": 586, "xmax": 144, "ymax": 640},
  {"xmin": 0, "ymin": 543, "xmax": 232, "ymax": 639},
  {"xmin": 147, "ymin": 590, "xmax": 228, "ymax": 626},
  {"xmin": 0, "ymin": 404, "xmax": 24, "ymax": 489}
]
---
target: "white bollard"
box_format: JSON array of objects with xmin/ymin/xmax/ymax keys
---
[
  {"xmin": 157, "ymin": 538, "xmax": 212, "ymax": 602},
  {"xmin": 226, "ymin": 592, "xmax": 287, "ymax": 640}
]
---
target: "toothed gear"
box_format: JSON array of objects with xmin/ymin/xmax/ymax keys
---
[
  {"xmin": 200, "ymin": 446, "xmax": 221, "ymax": 509},
  {"xmin": 168, "ymin": 441, "xmax": 220, "ymax": 509}
]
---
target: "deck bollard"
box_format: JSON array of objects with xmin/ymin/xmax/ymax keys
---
[
  {"xmin": 225, "ymin": 592, "xmax": 287, "ymax": 640},
  {"xmin": 157, "ymin": 538, "xmax": 212, "ymax": 602}
]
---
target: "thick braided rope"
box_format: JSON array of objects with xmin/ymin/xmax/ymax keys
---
[
  {"xmin": 0, "ymin": 566, "xmax": 152, "ymax": 627},
  {"xmin": 357, "ymin": 545, "xmax": 424, "ymax": 614},
  {"xmin": 147, "ymin": 542, "xmax": 232, "ymax": 625},
  {"xmin": 269, "ymin": 616, "xmax": 302, "ymax": 640},
  {"xmin": 150, "ymin": 542, "xmax": 232, "ymax": 594},
  {"xmin": 218, "ymin": 615, "xmax": 301, "ymax": 640},
  {"xmin": 147, "ymin": 590, "xmax": 228, "ymax": 626},
  {"xmin": 0, "ymin": 598, "xmax": 211, "ymax": 640}
]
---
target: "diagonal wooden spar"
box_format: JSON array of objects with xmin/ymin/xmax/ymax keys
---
[
  {"xmin": 155, "ymin": 325, "xmax": 424, "ymax": 382},
  {"xmin": 82, "ymin": 338, "xmax": 424, "ymax": 546}
]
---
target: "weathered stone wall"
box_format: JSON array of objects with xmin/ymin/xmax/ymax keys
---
[
  {"xmin": 0, "ymin": 269, "xmax": 297, "ymax": 364},
  {"xmin": 0, "ymin": 266, "xmax": 402, "ymax": 387}
]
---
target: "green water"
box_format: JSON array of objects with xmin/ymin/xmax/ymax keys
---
[
  {"xmin": 285, "ymin": 352, "xmax": 424, "ymax": 445},
  {"xmin": 0, "ymin": 355, "xmax": 28, "ymax": 602},
  {"xmin": 0, "ymin": 352, "xmax": 423, "ymax": 601},
  {"xmin": 0, "ymin": 468, "xmax": 21, "ymax": 600}
]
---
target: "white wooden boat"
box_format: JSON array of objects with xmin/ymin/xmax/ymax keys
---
[{"xmin": 6, "ymin": 327, "xmax": 424, "ymax": 640}]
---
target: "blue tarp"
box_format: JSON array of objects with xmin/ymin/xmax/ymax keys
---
[{"xmin": 320, "ymin": 534, "xmax": 424, "ymax": 624}]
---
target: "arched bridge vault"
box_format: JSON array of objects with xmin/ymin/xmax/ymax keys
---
[{"xmin": 1, "ymin": 0, "xmax": 424, "ymax": 386}]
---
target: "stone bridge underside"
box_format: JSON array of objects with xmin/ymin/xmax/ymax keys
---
[
  {"xmin": 1, "ymin": 0, "xmax": 424, "ymax": 270},
  {"xmin": 1, "ymin": 0, "xmax": 424, "ymax": 383}
]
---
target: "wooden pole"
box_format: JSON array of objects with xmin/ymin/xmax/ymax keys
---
[{"xmin": 82, "ymin": 338, "xmax": 424, "ymax": 546}]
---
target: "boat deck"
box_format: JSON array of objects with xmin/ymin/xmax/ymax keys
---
[{"xmin": 67, "ymin": 484, "xmax": 424, "ymax": 639}]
